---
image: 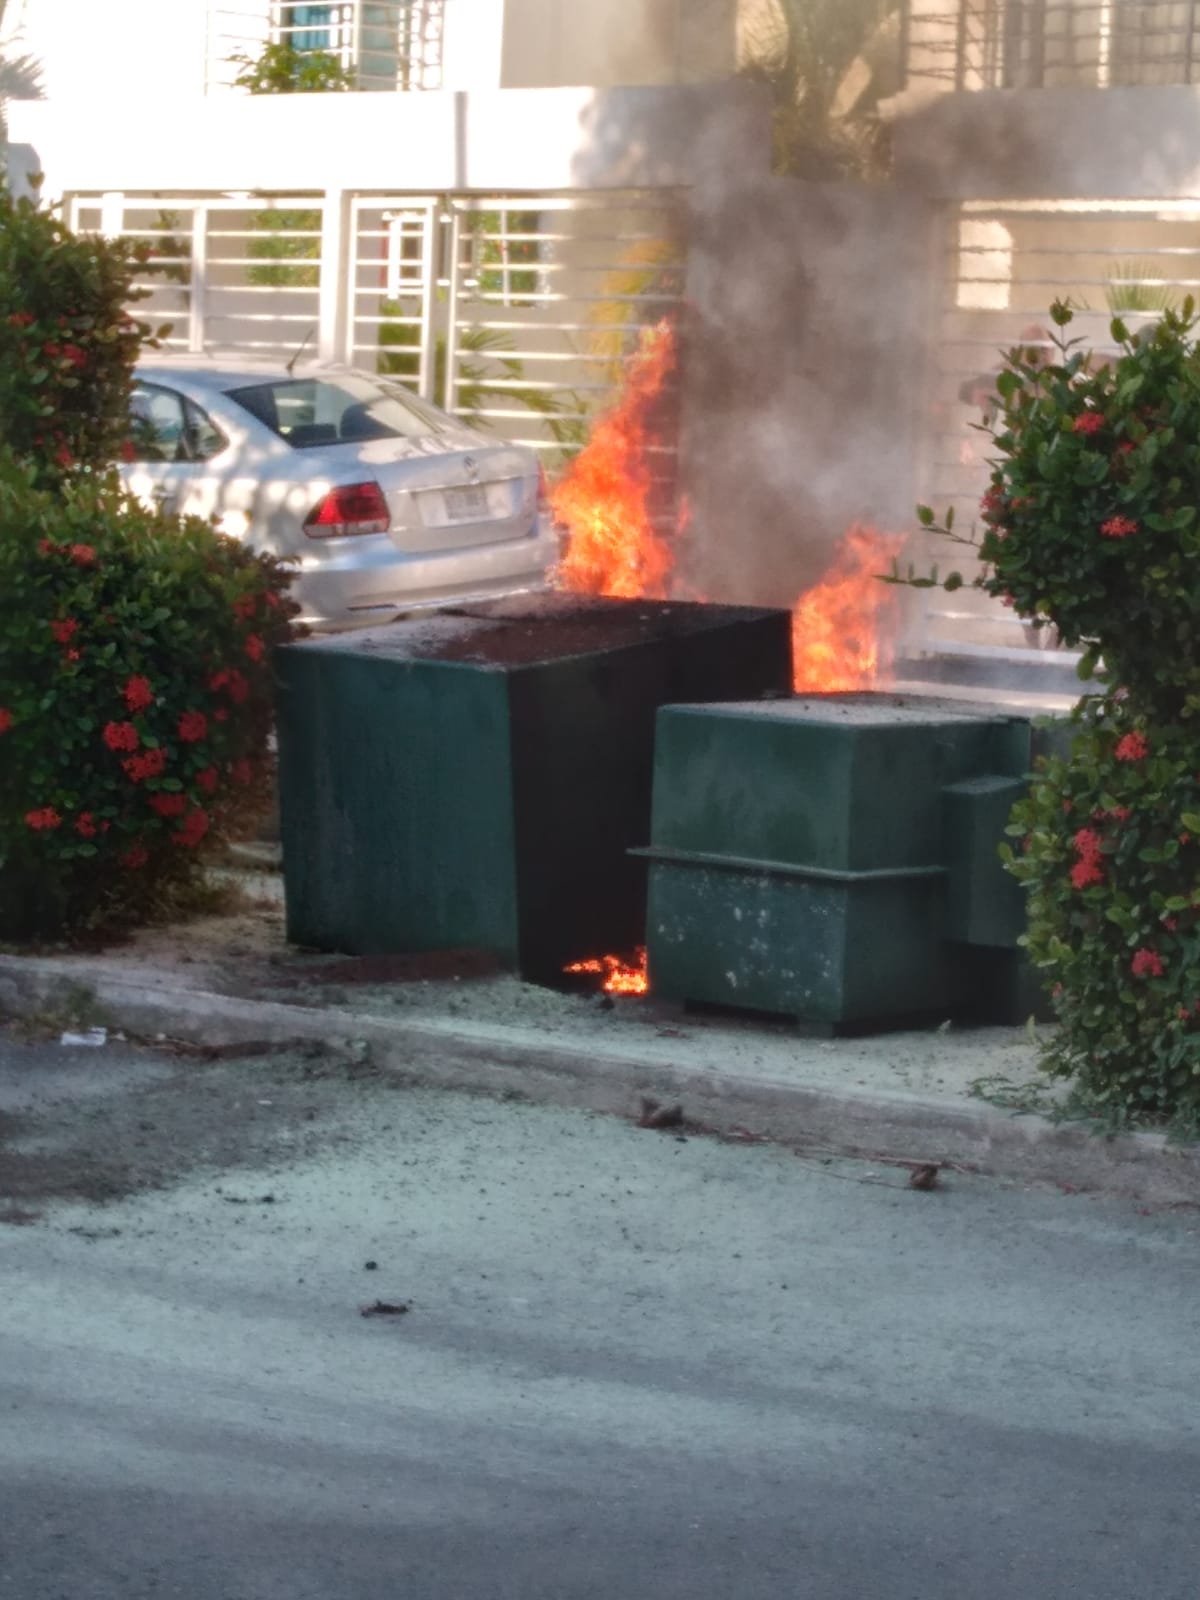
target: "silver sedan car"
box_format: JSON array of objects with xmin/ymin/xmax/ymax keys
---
[{"xmin": 119, "ymin": 357, "xmax": 561, "ymax": 630}]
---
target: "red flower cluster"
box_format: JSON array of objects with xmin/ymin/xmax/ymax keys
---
[
  {"xmin": 209, "ymin": 667, "xmax": 250, "ymax": 704},
  {"xmin": 196, "ymin": 765, "xmax": 219, "ymax": 794},
  {"xmin": 25, "ymin": 807, "xmax": 62, "ymax": 831},
  {"xmin": 123, "ymin": 675, "xmax": 154, "ymax": 714},
  {"xmin": 70, "ymin": 543, "xmax": 95, "ymax": 566},
  {"xmin": 1073, "ymin": 412, "xmax": 1105, "ymax": 435},
  {"xmin": 149, "ymin": 792, "xmax": 187, "ymax": 818},
  {"xmin": 103, "ymin": 720, "xmax": 140, "ymax": 753},
  {"xmin": 233, "ymin": 594, "xmax": 258, "ymax": 621},
  {"xmin": 75, "ymin": 812, "xmax": 98, "ymax": 839},
  {"xmin": 174, "ymin": 809, "xmax": 210, "ymax": 848},
  {"xmin": 244, "ymin": 634, "xmax": 265, "ymax": 663},
  {"xmin": 1101, "ymin": 515, "xmax": 1139, "ymax": 539},
  {"xmin": 120, "ymin": 843, "xmax": 149, "ymax": 870},
  {"xmin": 980, "ymin": 486, "xmax": 1006, "ymax": 521},
  {"xmin": 50, "ymin": 618, "xmax": 79, "ymax": 645},
  {"xmin": 1070, "ymin": 826, "xmax": 1105, "ymax": 890},
  {"xmin": 124, "ymin": 747, "xmax": 167, "ymax": 782},
  {"xmin": 1131, "ymin": 948, "xmax": 1165, "ymax": 980},
  {"xmin": 0, "ymin": 708, "xmax": 12, "ymax": 735},
  {"xmin": 1114, "ymin": 731, "xmax": 1149, "ymax": 762},
  {"xmin": 178, "ymin": 710, "xmax": 208, "ymax": 743}
]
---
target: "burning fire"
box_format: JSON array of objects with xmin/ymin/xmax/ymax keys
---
[
  {"xmin": 564, "ymin": 948, "xmax": 650, "ymax": 996},
  {"xmin": 554, "ymin": 322, "xmax": 906, "ymax": 989},
  {"xmin": 790, "ymin": 524, "xmax": 906, "ymax": 693},
  {"xmin": 553, "ymin": 320, "xmax": 904, "ymax": 695},
  {"xmin": 551, "ymin": 319, "xmax": 678, "ymax": 599}
]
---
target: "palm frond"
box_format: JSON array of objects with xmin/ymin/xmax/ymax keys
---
[{"xmin": 0, "ymin": 51, "xmax": 41, "ymax": 99}]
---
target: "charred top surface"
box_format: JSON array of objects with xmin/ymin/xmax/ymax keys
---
[
  {"xmin": 709, "ymin": 692, "xmax": 1024, "ymax": 726},
  {"xmin": 291, "ymin": 596, "xmax": 791, "ymax": 670}
]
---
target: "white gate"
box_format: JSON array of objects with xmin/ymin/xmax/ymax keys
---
[
  {"xmin": 921, "ymin": 194, "xmax": 1200, "ymax": 663},
  {"xmin": 69, "ymin": 187, "xmax": 687, "ymax": 464},
  {"xmin": 68, "ymin": 193, "xmax": 326, "ymax": 363},
  {"xmin": 347, "ymin": 190, "xmax": 687, "ymax": 461}
]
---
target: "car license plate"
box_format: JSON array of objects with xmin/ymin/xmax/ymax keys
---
[{"xmin": 443, "ymin": 484, "xmax": 489, "ymax": 521}]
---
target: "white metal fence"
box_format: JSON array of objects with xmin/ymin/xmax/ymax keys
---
[
  {"xmin": 69, "ymin": 195, "xmax": 327, "ymax": 360},
  {"xmin": 206, "ymin": 1, "xmax": 446, "ymax": 93},
  {"xmin": 344, "ymin": 192, "xmax": 687, "ymax": 460},
  {"xmin": 67, "ymin": 188, "xmax": 688, "ymax": 467},
  {"xmin": 903, "ymin": 0, "xmax": 1200, "ymax": 90},
  {"xmin": 917, "ymin": 195, "xmax": 1200, "ymax": 659}
]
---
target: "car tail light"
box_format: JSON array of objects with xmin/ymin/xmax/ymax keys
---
[{"xmin": 304, "ymin": 481, "xmax": 390, "ymax": 538}]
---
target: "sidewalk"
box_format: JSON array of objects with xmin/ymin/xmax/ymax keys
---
[{"xmin": 2, "ymin": 866, "xmax": 1198, "ymax": 1206}]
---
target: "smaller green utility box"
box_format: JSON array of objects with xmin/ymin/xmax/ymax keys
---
[
  {"xmin": 276, "ymin": 595, "xmax": 792, "ymax": 981},
  {"xmin": 641, "ymin": 694, "xmax": 1050, "ymax": 1030}
]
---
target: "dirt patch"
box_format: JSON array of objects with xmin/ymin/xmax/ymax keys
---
[
  {"xmin": 0, "ymin": 1030, "xmax": 403, "ymax": 1214},
  {"xmin": 260, "ymin": 948, "xmax": 507, "ymax": 990}
]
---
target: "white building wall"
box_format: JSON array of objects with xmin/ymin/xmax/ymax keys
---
[
  {"xmin": 9, "ymin": 0, "xmax": 735, "ymax": 103},
  {"xmin": 13, "ymin": 0, "xmax": 211, "ymax": 104},
  {"xmin": 499, "ymin": 0, "xmax": 737, "ymax": 88},
  {"xmin": 9, "ymin": 82, "xmax": 768, "ymax": 203},
  {"xmin": 440, "ymin": 0, "xmax": 507, "ymax": 88}
]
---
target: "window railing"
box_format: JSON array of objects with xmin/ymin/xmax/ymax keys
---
[
  {"xmin": 207, "ymin": 1, "xmax": 446, "ymax": 94},
  {"xmin": 901, "ymin": 0, "xmax": 1200, "ymax": 90}
]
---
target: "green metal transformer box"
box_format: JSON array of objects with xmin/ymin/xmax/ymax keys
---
[
  {"xmin": 640, "ymin": 694, "xmax": 1058, "ymax": 1031},
  {"xmin": 275, "ymin": 595, "xmax": 793, "ymax": 981}
]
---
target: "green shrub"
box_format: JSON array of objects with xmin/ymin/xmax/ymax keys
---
[
  {"xmin": 0, "ymin": 186, "xmax": 157, "ymax": 491},
  {"xmin": 911, "ymin": 299, "xmax": 1200, "ymax": 1127},
  {"xmin": 917, "ymin": 298, "xmax": 1200, "ymax": 718},
  {"xmin": 229, "ymin": 41, "xmax": 354, "ymax": 93},
  {"xmin": 1007, "ymin": 697, "xmax": 1200, "ymax": 1131},
  {"xmin": 0, "ymin": 456, "xmax": 299, "ymax": 941}
]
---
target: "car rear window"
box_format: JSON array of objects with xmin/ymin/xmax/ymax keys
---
[{"xmin": 228, "ymin": 375, "xmax": 450, "ymax": 449}]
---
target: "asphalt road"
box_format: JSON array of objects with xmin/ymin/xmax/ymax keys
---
[{"xmin": 2, "ymin": 1026, "xmax": 1199, "ymax": 1599}]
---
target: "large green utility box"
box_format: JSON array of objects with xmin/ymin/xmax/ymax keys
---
[
  {"xmin": 640, "ymin": 694, "xmax": 1053, "ymax": 1031},
  {"xmin": 276, "ymin": 596, "xmax": 792, "ymax": 981}
]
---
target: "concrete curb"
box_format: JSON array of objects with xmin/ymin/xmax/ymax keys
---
[{"xmin": 3, "ymin": 953, "xmax": 1199, "ymax": 1206}]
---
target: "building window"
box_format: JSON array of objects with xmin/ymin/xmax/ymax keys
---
[{"xmin": 279, "ymin": 3, "xmax": 333, "ymax": 53}]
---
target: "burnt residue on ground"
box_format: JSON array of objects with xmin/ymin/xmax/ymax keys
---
[{"xmin": 0, "ymin": 1026, "xmax": 405, "ymax": 1215}]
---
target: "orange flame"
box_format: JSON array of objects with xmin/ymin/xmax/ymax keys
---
[
  {"xmin": 791, "ymin": 525, "xmax": 905, "ymax": 693},
  {"xmin": 564, "ymin": 948, "xmax": 649, "ymax": 995},
  {"xmin": 552, "ymin": 318, "xmax": 905, "ymax": 695},
  {"xmin": 552, "ymin": 319, "xmax": 678, "ymax": 599}
]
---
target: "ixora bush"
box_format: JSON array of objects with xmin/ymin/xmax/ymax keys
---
[
  {"xmin": 0, "ymin": 459, "xmax": 299, "ymax": 941},
  {"xmin": 917, "ymin": 298, "xmax": 1200, "ymax": 716},
  {"xmin": 0, "ymin": 184, "xmax": 159, "ymax": 490},
  {"xmin": 1004, "ymin": 698, "xmax": 1200, "ymax": 1128},
  {"xmin": 913, "ymin": 299, "xmax": 1200, "ymax": 1129}
]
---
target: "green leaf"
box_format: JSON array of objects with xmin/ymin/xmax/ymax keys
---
[{"xmin": 916, "ymin": 505, "xmax": 935, "ymax": 527}]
